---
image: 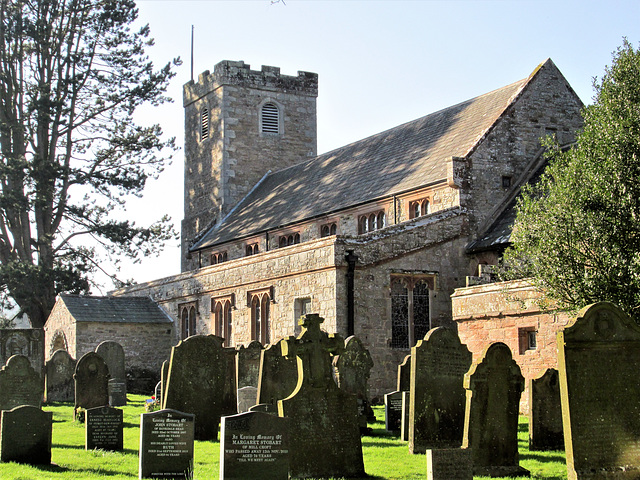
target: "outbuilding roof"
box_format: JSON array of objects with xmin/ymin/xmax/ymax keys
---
[{"xmin": 59, "ymin": 294, "xmax": 172, "ymax": 324}]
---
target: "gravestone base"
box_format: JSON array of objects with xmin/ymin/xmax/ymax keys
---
[
  {"xmin": 426, "ymin": 448, "xmax": 472, "ymax": 480},
  {"xmin": 473, "ymin": 465, "xmax": 530, "ymax": 478},
  {"xmin": 569, "ymin": 467, "xmax": 640, "ymax": 480}
]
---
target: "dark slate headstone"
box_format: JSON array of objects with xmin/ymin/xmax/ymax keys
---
[
  {"xmin": 86, "ymin": 405, "xmax": 123, "ymax": 451},
  {"xmin": 45, "ymin": 349, "xmax": 76, "ymax": 403},
  {"xmin": 426, "ymin": 448, "xmax": 473, "ymax": 480},
  {"xmin": 236, "ymin": 340, "xmax": 263, "ymax": 389},
  {"xmin": 0, "ymin": 405, "xmax": 52, "ymax": 465},
  {"xmin": 74, "ymin": 352, "xmax": 110, "ymax": 419},
  {"xmin": 96, "ymin": 341, "xmax": 127, "ymax": 406},
  {"xmin": 237, "ymin": 386, "xmax": 258, "ymax": 413},
  {"xmin": 220, "ymin": 411, "xmax": 289, "ymax": 480},
  {"xmin": 139, "ymin": 409, "xmax": 195, "ymax": 479},
  {"xmin": 401, "ymin": 390, "xmax": 410, "ymax": 442},
  {"xmin": 558, "ymin": 302, "xmax": 640, "ymax": 479},
  {"xmin": 256, "ymin": 339, "xmax": 298, "ymax": 406},
  {"xmin": 384, "ymin": 390, "xmax": 402, "ymax": 433},
  {"xmin": 462, "ymin": 342, "xmax": 529, "ymax": 477},
  {"xmin": 333, "ymin": 335, "xmax": 375, "ymax": 431},
  {"xmin": 278, "ymin": 314, "xmax": 365, "ymax": 479},
  {"xmin": 529, "ymin": 368, "xmax": 563, "ymax": 451},
  {"xmin": 397, "ymin": 354, "xmax": 411, "ymax": 392},
  {"xmin": 409, "ymin": 327, "xmax": 472, "ymax": 454},
  {"xmin": 163, "ymin": 335, "xmax": 231, "ymax": 440},
  {"xmin": 0, "ymin": 354, "xmax": 43, "ymax": 411},
  {"xmin": 0, "ymin": 329, "xmax": 45, "ymax": 377}
]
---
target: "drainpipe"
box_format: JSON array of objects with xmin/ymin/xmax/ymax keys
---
[{"xmin": 345, "ymin": 250, "xmax": 359, "ymax": 337}]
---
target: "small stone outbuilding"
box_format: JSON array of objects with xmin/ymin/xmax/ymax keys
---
[{"xmin": 44, "ymin": 294, "xmax": 174, "ymax": 393}]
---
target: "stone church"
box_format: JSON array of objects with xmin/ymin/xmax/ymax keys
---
[{"xmin": 47, "ymin": 58, "xmax": 584, "ymax": 397}]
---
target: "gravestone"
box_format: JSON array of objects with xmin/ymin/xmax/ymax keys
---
[
  {"xmin": 0, "ymin": 329, "xmax": 45, "ymax": 377},
  {"xmin": 529, "ymin": 368, "xmax": 563, "ymax": 451},
  {"xmin": 139, "ymin": 409, "xmax": 195, "ymax": 479},
  {"xmin": 409, "ymin": 327, "xmax": 472, "ymax": 454},
  {"xmin": 85, "ymin": 405, "xmax": 123, "ymax": 451},
  {"xmin": 249, "ymin": 403, "xmax": 278, "ymax": 414},
  {"xmin": 0, "ymin": 354, "xmax": 43, "ymax": 411},
  {"xmin": 278, "ymin": 314, "xmax": 365, "ymax": 479},
  {"xmin": 74, "ymin": 352, "xmax": 110, "ymax": 419},
  {"xmin": 398, "ymin": 353, "xmax": 411, "ymax": 441},
  {"xmin": 222, "ymin": 347, "xmax": 239, "ymax": 416},
  {"xmin": 558, "ymin": 302, "xmax": 640, "ymax": 479},
  {"xmin": 384, "ymin": 390, "xmax": 402, "ymax": 433},
  {"xmin": 95, "ymin": 341, "xmax": 127, "ymax": 406},
  {"xmin": 0, "ymin": 405, "xmax": 52, "ymax": 465},
  {"xmin": 45, "ymin": 349, "xmax": 76, "ymax": 403},
  {"xmin": 333, "ymin": 335, "xmax": 375, "ymax": 431},
  {"xmin": 154, "ymin": 381, "xmax": 163, "ymax": 406},
  {"xmin": 401, "ymin": 390, "xmax": 410, "ymax": 441},
  {"xmin": 220, "ymin": 410, "xmax": 289, "ymax": 480},
  {"xmin": 163, "ymin": 335, "xmax": 231, "ymax": 440},
  {"xmin": 256, "ymin": 339, "xmax": 298, "ymax": 406},
  {"xmin": 236, "ymin": 341, "xmax": 263, "ymax": 389},
  {"xmin": 462, "ymin": 342, "xmax": 529, "ymax": 477},
  {"xmin": 161, "ymin": 359, "xmax": 169, "ymax": 402},
  {"xmin": 426, "ymin": 448, "xmax": 473, "ymax": 480},
  {"xmin": 237, "ymin": 386, "xmax": 258, "ymax": 413},
  {"xmin": 397, "ymin": 354, "xmax": 411, "ymax": 392}
]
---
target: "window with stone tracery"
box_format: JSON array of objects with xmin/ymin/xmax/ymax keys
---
[
  {"xmin": 409, "ymin": 198, "xmax": 430, "ymax": 219},
  {"xmin": 250, "ymin": 290, "xmax": 272, "ymax": 344},
  {"xmin": 390, "ymin": 277, "xmax": 431, "ymax": 349},
  {"xmin": 179, "ymin": 303, "xmax": 197, "ymax": 340},
  {"xmin": 278, "ymin": 232, "xmax": 300, "ymax": 248},
  {"xmin": 358, "ymin": 210, "xmax": 386, "ymax": 234},
  {"xmin": 212, "ymin": 297, "xmax": 233, "ymax": 347}
]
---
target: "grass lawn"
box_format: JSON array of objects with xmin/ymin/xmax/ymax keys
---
[{"xmin": 0, "ymin": 395, "xmax": 567, "ymax": 479}]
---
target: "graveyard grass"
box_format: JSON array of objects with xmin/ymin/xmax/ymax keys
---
[{"xmin": 0, "ymin": 398, "xmax": 567, "ymax": 479}]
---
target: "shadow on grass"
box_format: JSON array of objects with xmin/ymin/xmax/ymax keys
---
[
  {"xmin": 520, "ymin": 450, "xmax": 566, "ymax": 463},
  {"xmin": 52, "ymin": 443, "xmax": 85, "ymax": 450}
]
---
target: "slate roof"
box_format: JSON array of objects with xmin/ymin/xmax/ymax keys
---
[
  {"xmin": 192, "ymin": 63, "xmax": 545, "ymax": 251},
  {"xmin": 60, "ymin": 294, "xmax": 172, "ymax": 324}
]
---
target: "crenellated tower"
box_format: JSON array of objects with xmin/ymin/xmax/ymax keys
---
[{"xmin": 181, "ymin": 60, "xmax": 318, "ymax": 271}]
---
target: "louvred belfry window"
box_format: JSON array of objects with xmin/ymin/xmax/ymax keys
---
[
  {"xmin": 261, "ymin": 102, "xmax": 279, "ymax": 134},
  {"xmin": 201, "ymin": 107, "xmax": 209, "ymax": 141}
]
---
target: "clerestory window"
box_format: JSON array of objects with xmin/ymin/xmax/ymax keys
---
[
  {"xmin": 278, "ymin": 233, "xmax": 300, "ymax": 248},
  {"xmin": 320, "ymin": 222, "xmax": 337, "ymax": 237},
  {"xmin": 409, "ymin": 198, "xmax": 430, "ymax": 219},
  {"xmin": 358, "ymin": 210, "xmax": 386, "ymax": 234}
]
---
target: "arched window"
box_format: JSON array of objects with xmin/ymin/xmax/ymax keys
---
[
  {"xmin": 278, "ymin": 233, "xmax": 300, "ymax": 248},
  {"xmin": 261, "ymin": 102, "xmax": 280, "ymax": 134},
  {"xmin": 180, "ymin": 304, "xmax": 197, "ymax": 340},
  {"xmin": 279, "ymin": 236, "xmax": 287, "ymax": 248},
  {"xmin": 377, "ymin": 211, "xmax": 386, "ymax": 229},
  {"xmin": 330, "ymin": 223, "xmax": 337, "ymax": 235},
  {"xmin": 201, "ymin": 106, "xmax": 210, "ymax": 141},
  {"xmin": 246, "ymin": 243, "xmax": 259, "ymax": 256},
  {"xmin": 211, "ymin": 251, "xmax": 227, "ymax": 265},
  {"xmin": 409, "ymin": 198, "xmax": 431, "ymax": 219},
  {"xmin": 250, "ymin": 291, "xmax": 271, "ymax": 344},
  {"xmin": 390, "ymin": 276, "xmax": 432, "ymax": 349},
  {"xmin": 213, "ymin": 299, "xmax": 233, "ymax": 347},
  {"xmin": 358, "ymin": 210, "xmax": 386, "ymax": 234}
]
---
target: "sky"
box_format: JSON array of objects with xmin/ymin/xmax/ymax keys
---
[{"xmin": 107, "ymin": 0, "xmax": 640, "ymax": 292}]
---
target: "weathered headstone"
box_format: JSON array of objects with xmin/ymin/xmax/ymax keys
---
[
  {"xmin": 74, "ymin": 352, "xmax": 110, "ymax": 419},
  {"xmin": 409, "ymin": 327, "xmax": 472, "ymax": 454},
  {"xmin": 139, "ymin": 409, "xmax": 195, "ymax": 479},
  {"xmin": 154, "ymin": 381, "xmax": 163, "ymax": 406},
  {"xmin": 220, "ymin": 410, "xmax": 289, "ymax": 480},
  {"xmin": 45, "ymin": 349, "xmax": 76, "ymax": 403},
  {"xmin": 85, "ymin": 405, "xmax": 123, "ymax": 451},
  {"xmin": 401, "ymin": 390, "xmax": 410, "ymax": 442},
  {"xmin": 0, "ymin": 405, "xmax": 52, "ymax": 465},
  {"xmin": 384, "ymin": 390, "xmax": 402, "ymax": 433},
  {"xmin": 161, "ymin": 359, "xmax": 169, "ymax": 402},
  {"xmin": 0, "ymin": 354, "xmax": 43, "ymax": 411},
  {"xmin": 163, "ymin": 335, "xmax": 231, "ymax": 440},
  {"xmin": 278, "ymin": 314, "xmax": 365, "ymax": 479},
  {"xmin": 397, "ymin": 354, "xmax": 411, "ymax": 392},
  {"xmin": 249, "ymin": 403, "xmax": 279, "ymax": 414},
  {"xmin": 236, "ymin": 340, "xmax": 263, "ymax": 389},
  {"xmin": 333, "ymin": 335, "xmax": 375, "ymax": 431},
  {"xmin": 558, "ymin": 302, "xmax": 640, "ymax": 479},
  {"xmin": 529, "ymin": 368, "xmax": 563, "ymax": 451},
  {"xmin": 426, "ymin": 448, "xmax": 473, "ymax": 480},
  {"xmin": 462, "ymin": 342, "xmax": 529, "ymax": 477},
  {"xmin": 256, "ymin": 339, "xmax": 298, "ymax": 406},
  {"xmin": 222, "ymin": 347, "xmax": 239, "ymax": 416},
  {"xmin": 237, "ymin": 386, "xmax": 258, "ymax": 413},
  {"xmin": 0, "ymin": 329, "xmax": 45, "ymax": 377},
  {"xmin": 95, "ymin": 341, "xmax": 127, "ymax": 406}
]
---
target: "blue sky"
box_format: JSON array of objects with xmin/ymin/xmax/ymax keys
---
[{"xmin": 113, "ymin": 0, "xmax": 639, "ymax": 290}]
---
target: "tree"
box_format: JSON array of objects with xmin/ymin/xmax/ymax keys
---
[
  {"xmin": 0, "ymin": 0, "xmax": 178, "ymax": 328},
  {"xmin": 503, "ymin": 39, "xmax": 640, "ymax": 321}
]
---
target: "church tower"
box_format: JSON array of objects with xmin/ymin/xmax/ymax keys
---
[{"xmin": 181, "ymin": 61, "xmax": 318, "ymax": 271}]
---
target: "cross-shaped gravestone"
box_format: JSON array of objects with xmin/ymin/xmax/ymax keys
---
[{"xmin": 278, "ymin": 313, "xmax": 365, "ymax": 479}]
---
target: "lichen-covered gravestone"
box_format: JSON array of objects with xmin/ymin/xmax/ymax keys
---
[
  {"xmin": 236, "ymin": 340, "xmax": 263, "ymax": 389},
  {"xmin": 0, "ymin": 354, "xmax": 43, "ymax": 411},
  {"xmin": 95, "ymin": 341, "xmax": 127, "ymax": 406},
  {"xmin": 74, "ymin": 352, "xmax": 110, "ymax": 419},
  {"xmin": 558, "ymin": 302, "xmax": 640, "ymax": 480},
  {"xmin": 236, "ymin": 386, "xmax": 258, "ymax": 413},
  {"xmin": 256, "ymin": 339, "xmax": 298, "ymax": 407},
  {"xmin": 426, "ymin": 448, "xmax": 473, "ymax": 480},
  {"xmin": 0, "ymin": 329, "xmax": 45, "ymax": 377},
  {"xmin": 528, "ymin": 368, "xmax": 563, "ymax": 451},
  {"xmin": 85, "ymin": 405, "xmax": 123, "ymax": 451},
  {"xmin": 0, "ymin": 405, "xmax": 52, "ymax": 465},
  {"xmin": 409, "ymin": 327, "xmax": 472, "ymax": 454},
  {"xmin": 163, "ymin": 335, "xmax": 231, "ymax": 441},
  {"xmin": 45, "ymin": 349, "xmax": 76, "ymax": 403},
  {"xmin": 278, "ymin": 314, "xmax": 365, "ymax": 479},
  {"xmin": 462, "ymin": 342, "xmax": 529, "ymax": 477},
  {"xmin": 139, "ymin": 409, "xmax": 194, "ymax": 479},
  {"xmin": 333, "ymin": 335, "xmax": 375, "ymax": 432},
  {"xmin": 220, "ymin": 410, "xmax": 289, "ymax": 480}
]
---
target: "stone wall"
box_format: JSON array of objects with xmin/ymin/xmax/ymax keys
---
[
  {"xmin": 452, "ymin": 279, "xmax": 571, "ymax": 413},
  {"xmin": 44, "ymin": 300, "xmax": 77, "ymax": 360}
]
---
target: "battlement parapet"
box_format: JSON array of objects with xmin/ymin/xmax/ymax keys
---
[{"xmin": 184, "ymin": 60, "xmax": 318, "ymax": 106}]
